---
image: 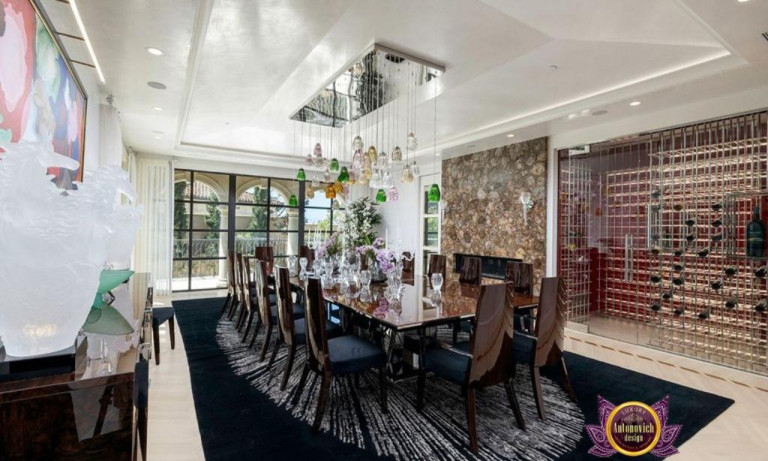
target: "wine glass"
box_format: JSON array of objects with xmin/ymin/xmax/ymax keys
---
[
  {"xmin": 431, "ymin": 272, "xmax": 444, "ymax": 293},
  {"xmin": 288, "ymin": 255, "xmax": 298, "ymax": 277},
  {"xmin": 359, "ymin": 270, "xmax": 372, "ymax": 288},
  {"xmin": 299, "ymin": 257, "xmax": 308, "ymax": 280},
  {"xmin": 345, "ymin": 271, "xmax": 360, "ymax": 299}
]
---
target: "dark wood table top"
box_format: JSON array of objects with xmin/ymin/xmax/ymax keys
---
[{"xmin": 290, "ymin": 273, "xmax": 539, "ymax": 332}]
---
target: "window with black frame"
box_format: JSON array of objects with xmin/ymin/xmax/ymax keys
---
[{"xmin": 422, "ymin": 185, "xmax": 440, "ymax": 272}]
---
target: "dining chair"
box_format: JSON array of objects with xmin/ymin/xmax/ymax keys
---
[
  {"xmin": 151, "ymin": 299, "xmax": 176, "ymax": 366},
  {"xmin": 459, "ymin": 256, "xmax": 482, "ymax": 285},
  {"xmin": 299, "ymin": 245, "xmax": 315, "ymax": 269},
  {"xmin": 292, "ymin": 277, "xmax": 388, "ymax": 433},
  {"xmin": 221, "ymin": 250, "xmax": 238, "ymax": 315},
  {"xmin": 236, "ymin": 254, "xmax": 258, "ymax": 343},
  {"xmin": 248, "ymin": 259, "xmax": 276, "ymax": 360},
  {"xmin": 234, "ymin": 253, "xmax": 250, "ymax": 331},
  {"xmin": 505, "ymin": 261, "xmax": 534, "ymax": 332},
  {"xmin": 427, "ymin": 254, "xmax": 447, "ymax": 286},
  {"xmin": 512, "ymin": 277, "xmax": 578, "ymax": 419},
  {"xmin": 266, "ymin": 267, "xmax": 340, "ymax": 390},
  {"xmin": 255, "ymin": 246, "xmax": 275, "ymax": 277},
  {"xmin": 417, "ymin": 282, "xmax": 525, "ymax": 453},
  {"xmin": 402, "ymin": 251, "xmax": 415, "ymax": 283},
  {"xmin": 227, "ymin": 252, "xmax": 246, "ymax": 321}
]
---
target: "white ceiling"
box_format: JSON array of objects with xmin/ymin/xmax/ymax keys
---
[{"xmin": 42, "ymin": 0, "xmax": 768, "ymax": 168}]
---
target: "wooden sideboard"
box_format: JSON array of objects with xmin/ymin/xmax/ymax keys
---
[{"xmin": 0, "ymin": 273, "xmax": 152, "ymax": 460}]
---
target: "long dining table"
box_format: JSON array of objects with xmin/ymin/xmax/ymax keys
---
[{"xmin": 289, "ymin": 272, "xmax": 539, "ymax": 378}]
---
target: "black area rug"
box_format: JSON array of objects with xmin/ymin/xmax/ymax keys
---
[{"xmin": 173, "ymin": 297, "xmax": 734, "ymax": 461}]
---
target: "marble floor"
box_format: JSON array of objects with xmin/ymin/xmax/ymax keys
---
[{"xmin": 147, "ymin": 290, "xmax": 768, "ymax": 460}]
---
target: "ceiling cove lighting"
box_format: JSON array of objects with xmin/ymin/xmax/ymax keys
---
[
  {"xmin": 146, "ymin": 47, "xmax": 164, "ymax": 56},
  {"xmin": 69, "ymin": 0, "xmax": 105, "ymax": 83},
  {"xmin": 630, "ymin": 101, "xmax": 642, "ymax": 107},
  {"xmin": 152, "ymin": 106, "xmax": 163, "ymax": 112},
  {"xmin": 506, "ymin": 134, "xmax": 515, "ymax": 138}
]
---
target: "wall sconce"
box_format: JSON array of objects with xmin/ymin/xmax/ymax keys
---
[{"xmin": 520, "ymin": 191, "xmax": 534, "ymax": 226}]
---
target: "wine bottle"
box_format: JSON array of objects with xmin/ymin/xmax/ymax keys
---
[
  {"xmin": 746, "ymin": 206, "xmax": 765, "ymax": 258},
  {"xmin": 698, "ymin": 311, "xmax": 710, "ymax": 320},
  {"xmin": 725, "ymin": 297, "xmax": 738, "ymax": 309},
  {"xmin": 674, "ymin": 308, "xmax": 684, "ymax": 316},
  {"xmin": 710, "ymin": 279, "xmax": 723, "ymax": 291},
  {"xmin": 712, "ymin": 218, "xmax": 722, "ymax": 228},
  {"xmin": 754, "ymin": 300, "xmax": 766, "ymax": 313},
  {"xmin": 651, "ymin": 303, "xmax": 662, "ymax": 312},
  {"xmin": 651, "ymin": 189, "xmax": 662, "ymax": 199},
  {"xmin": 711, "ymin": 233, "xmax": 723, "ymax": 243},
  {"xmin": 685, "ymin": 233, "xmax": 696, "ymax": 243},
  {"xmin": 711, "ymin": 203, "xmax": 722, "ymax": 212},
  {"xmin": 673, "ymin": 203, "xmax": 684, "ymax": 212},
  {"xmin": 723, "ymin": 266, "xmax": 737, "ymax": 277},
  {"xmin": 662, "ymin": 290, "xmax": 674, "ymax": 301},
  {"xmin": 650, "ymin": 275, "xmax": 662, "ymax": 284},
  {"xmin": 685, "ymin": 218, "xmax": 696, "ymax": 228},
  {"xmin": 672, "ymin": 276, "xmax": 684, "ymax": 286},
  {"xmin": 673, "ymin": 264, "xmax": 684, "ymax": 273},
  {"xmin": 754, "ymin": 265, "xmax": 767, "ymax": 278},
  {"xmin": 651, "ymin": 246, "xmax": 662, "ymax": 256},
  {"xmin": 698, "ymin": 248, "xmax": 710, "ymax": 258},
  {"xmin": 674, "ymin": 248, "xmax": 685, "ymax": 257}
]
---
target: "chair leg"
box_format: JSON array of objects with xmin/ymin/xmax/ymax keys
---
[
  {"xmin": 379, "ymin": 367, "xmax": 388, "ymax": 414},
  {"xmin": 311, "ymin": 371, "xmax": 331, "ymax": 434},
  {"xmin": 236, "ymin": 306, "xmax": 246, "ymax": 331},
  {"xmin": 531, "ymin": 364, "xmax": 546, "ymax": 420},
  {"xmin": 452, "ymin": 320, "xmax": 459, "ymax": 345},
  {"xmin": 152, "ymin": 325, "xmax": 160, "ymax": 366},
  {"xmin": 228, "ymin": 297, "xmax": 240, "ymax": 320},
  {"xmin": 168, "ymin": 317, "xmax": 176, "ymax": 350},
  {"xmin": 291, "ymin": 364, "xmax": 310, "ymax": 406},
  {"xmin": 220, "ymin": 292, "xmax": 231, "ymax": 314},
  {"xmin": 504, "ymin": 378, "xmax": 526, "ymax": 430},
  {"xmin": 266, "ymin": 335, "xmax": 281, "ymax": 372},
  {"xmin": 558, "ymin": 357, "xmax": 578, "ymax": 403},
  {"xmin": 466, "ymin": 388, "xmax": 478, "ymax": 454},
  {"xmin": 249, "ymin": 318, "xmax": 262, "ymax": 348},
  {"xmin": 281, "ymin": 344, "xmax": 296, "ymax": 391},
  {"xmin": 416, "ymin": 368, "xmax": 425, "ymax": 412},
  {"xmin": 242, "ymin": 311, "xmax": 255, "ymax": 343},
  {"xmin": 259, "ymin": 325, "xmax": 273, "ymax": 361}
]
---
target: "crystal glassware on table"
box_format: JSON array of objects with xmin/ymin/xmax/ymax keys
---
[
  {"xmin": 299, "ymin": 257, "xmax": 308, "ymax": 280},
  {"xmin": 430, "ymin": 272, "xmax": 444, "ymax": 306},
  {"xmin": 288, "ymin": 255, "xmax": 298, "ymax": 277}
]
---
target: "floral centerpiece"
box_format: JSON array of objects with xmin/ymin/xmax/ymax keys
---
[
  {"xmin": 315, "ymin": 232, "xmax": 341, "ymax": 260},
  {"xmin": 357, "ymin": 237, "xmax": 395, "ymax": 282},
  {"xmin": 337, "ymin": 197, "xmax": 382, "ymax": 248}
]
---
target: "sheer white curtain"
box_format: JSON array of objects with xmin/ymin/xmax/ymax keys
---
[{"xmin": 133, "ymin": 156, "xmax": 173, "ymax": 297}]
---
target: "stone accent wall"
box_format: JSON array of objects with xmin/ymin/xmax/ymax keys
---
[{"xmin": 441, "ymin": 137, "xmax": 548, "ymax": 292}]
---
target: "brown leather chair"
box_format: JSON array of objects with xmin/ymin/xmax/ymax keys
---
[
  {"xmin": 248, "ymin": 259, "xmax": 276, "ymax": 361},
  {"xmin": 512, "ymin": 277, "xmax": 577, "ymax": 419},
  {"xmin": 427, "ymin": 254, "xmax": 446, "ymax": 286},
  {"xmin": 402, "ymin": 252, "xmax": 415, "ymax": 284},
  {"xmin": 221, "ymin": 250, "xmax": 238, "ymax": 315},
  {"xmin": 299, "ymin": 245, "xmax": 315, "ymax": 270},
  {"xmin": 234, "ymin": 253, "xmax": 252, "ymax": 334},
  {"xmin": 240, "ymin": 256, "xmax": 258, "ymax": 342},
  {"xmin": 505, "ymin": 261, "xmax": 533, "ymax": 295},
  {"xmin": 417, "ymin": 282, "xmax": 525, "ymax": 453},
  {"xmin": 292, "ymin": 277, "xmax": 387, "ymax": 433},
  {"xmin": 255, "ymin": 246, "xmax": 275, "ymax": 276},
  {"xmin": 459, "ymin": 256, "xmax": 482, "ymax": 285}
]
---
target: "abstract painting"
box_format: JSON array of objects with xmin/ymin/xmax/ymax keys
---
[{"xmin": 0, "ymin": 0, "xmax": 87, "ymax": 188}]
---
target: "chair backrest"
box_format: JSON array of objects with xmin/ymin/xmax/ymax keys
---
[
  {"xmin": 467, "ymin": 283, "xmax": 515, "ymax": 387},
  {"xmin": 402, "ymin": 252, "xmax": 415, "ymax": 274},
  {"xmin": 238, "ymin": 253, "xmax": 252, "ymax": 313},
  {"xmin": 504, "ymin": 261, "xmax": 533, "ymax": 296},
  {"xmin": 459, "ymin": 256, "xmax": 482, "ymax": 285},
  {"xmin": 253, "ymin": 259, "xmax": 273, "ymax": 327},
  {"xmin": 274, "ymin": 266, "xmax": 298, "ymax": 345},
  {"xmin": 255, "ymin": 246, "xmax": 275, "ymax": 275},
  {"xmin": 532, "ymin": 277, "xmax": 566, "ymax": 367},
  {"xmin": 235, "ymin": 252, "xmax": 245, "ymax": 294},
  {"xmin": 427, "ymin": 254, "xmax": 447, "ymax": 285},
  {"xmin": 304, "ymin": 277, "xmax": 331, "ymax": 374},
  {"xmin": 299, "ymin": 245, "xmax": 315, "ymax": 269},
  {"xmin": 227, "ymin": 250, "xmax": 237, "ymax": 292}
]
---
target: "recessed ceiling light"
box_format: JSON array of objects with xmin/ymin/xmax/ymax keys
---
[
  {"xmin": 738, "ymin": 0, "xmax": 750, "ymax": 3},
  {"xmin": 629, "ymin": 101, "xmax": 642, "ymax": 107},
  {"xmin": 568, "ymin": 113, "xmax": 578, "ymax": 120},
  {"xmin": 146, "ymin": 47, "xmax": 164, "ymax": 56},
  {"xmin": 506, "ymin": 134, "xmax": 515, "ymax": 138},
  {"xmin": 153, "ymin": 135, "xmax": 162, "ymax": 140},
  {"xmin": 581, "ymin": 109, "xmax": 590, "ymax": 115},
  {"xmin": 69, "ymin": 0, "xmax": 105, "ymax": 83},
  {"xmin": 147, "ymin": 81, "xmax": 167, "ymax": 90},
  {"xmin": 152, "ymin": 106, "xmax": 163, "ymax": 111}
]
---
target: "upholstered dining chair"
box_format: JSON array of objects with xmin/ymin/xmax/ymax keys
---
[
  {"xmin": 248, "ymin": 259, "xmax": 276, "ymax": 360},
  {"xmin": 292, "ymin": 277, "xmax": 388, "ymax": 433},
  {"xmin": 417, "ymin": 282, "xmax": 525, "ymax": 453},
  {"xmin": 402, "ymin": 251, "xmax": 415, "ymax": 283},
  {"xmin": 512, "ymin": 277, "xmax": 577, "ymax": 420},
  {"xmin": 255, "ymin": 246, "xmax": 275, "ymax": 277},
  {"xmin": 151, "ymin": 295, "xmax": 176, "ymax": 367},
  {"xmin": 221, "ymin": 250, "xmax": 238, "ymax": 315},
  {"xmin": 236, "ymin": 254, "xmax": 258, "ymax": 343},
  {"xmin": 505, "ymin": 261, "xmax": 534, "ymax": 332},
  {"xmin": 459, "ymin": 256, "xmax": 482, "ymax": 285},
  {"xmin": 227, "ymin": 252, "xmax": 246, "ymax": 321},
  {"xmin": 299, "ymin": 245, "xmax": 315, "ymax": 269},
  {"xmin": 427, "ymin": 254, "xmax": 447, "ymax": 286},
  {"xmin": 266, "ymin": 267, "xmax": 340, "ymax": 390}
]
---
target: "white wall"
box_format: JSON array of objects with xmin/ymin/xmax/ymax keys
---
[
  {"xmin": 79, "ymin": 71, "xmax": 103, "ymax": 173},
  {"xmin": 545, "ymin": 83, "xmax": 768, "ymax": 276}
]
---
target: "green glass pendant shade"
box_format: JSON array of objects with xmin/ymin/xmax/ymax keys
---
[
  {"xmin": 330, "ymin": 158, "xmax": 340, "ymax": 172},
  {"xmin": 428, "ymin": 184, "xmax": 441, "ymax": 202},
  {"xmin": 97, "ymin": 270, "xmax": 134, "ymax": 295},
  {"xmin": 289, "ymin": 194, "xmax": 298, "ymax": 207},
  {"xmin": 338, "ymin": 166, "xmax": 349, "ymax": 183},
  {"xmin": 82, "ymin": 302, "xmax": 135, "ymax": 335},
  {"xmin": 376, "ymin": 188, "xmax": 387, "ymax": 203},
  {"xmin": 296, "ymin": 168, "xmax": 306, "ymax": 181}
]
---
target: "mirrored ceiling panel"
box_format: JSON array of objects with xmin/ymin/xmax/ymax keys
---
[{"xmin": 290, "ymin": 44, "xmax": 444, "ymax": 128}]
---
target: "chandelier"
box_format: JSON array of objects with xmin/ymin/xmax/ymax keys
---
[{"xmin": 291, "ymin": 44, "xmax": 444, "ymax": 203}]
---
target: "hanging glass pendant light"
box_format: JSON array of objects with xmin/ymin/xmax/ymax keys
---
[
  {"xmin": 400, "ymin": 163, "xmax": 414, "ymax": 183},
  {"xmin": 352, "ymin": 149, "xmax": 363, "ymax": 169},
  {"xmin": 407, "ymin": 133, "xmax": 418, "ymax": 151},
  {"xmin": 428, "ymin": 183, "xmax": 441, "ymax": 202},
  {"xmin": 377, "ymin": 150, "xmax": 388, "ymax": 168},
  {"xmin": 376, "ymin": 188, "xmax": 387, "ymax": 203},
  {"xmin": 333, "ymin": 181, "xmax": 343, "ymax": 194},
  {"xmin": 368, "ymin": 146, "xmax": 378, "ymax": 164},
  {"xmin": 391, "ymin": 146, "xmax": 403, "ymax": 163},
  {"xmin": 311, "ymin": 177, "xmax": 320, "ymax": 189},
  {"xmin": 338, "ymin": 166, "xmax": 349, "ymax": 183},
  {"xmin": 387, "ymin": 188, "xmax": 399, "ymax": 201},
  {"xmin": 330, "ymin": 158, "xmax": 340, "ymax": 172},
  {"xmin": 314, "ymin": 142, "xmax": 323, "ymax": 157},
  {"xmin": 323, "ymin": 168, "xmax": 331, "ymax": 182},
  {"xmin": 296, "ymin": 168, "xmax": 306, "ymax": 181},
  {"xmin": 288, "ymin": 194, "xmax": 298, "ymax": 207},
  {"xmin": 325, "ymin": 184, "xmax": 336, "ymax": 199},
  {"xmin": 411, "ymin": 161, "xmax": 421, "ymax": 176},
  {"xmin": 353, "ymin": 136, "xmax": 364, "ymax": 151},
  {"xmin": 348, "ymin": 170, "xmax": 356, "ymax": 184},
  {"xmin": 306, "ymin": 185, "xmax": 315, "ymax": 199}
]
